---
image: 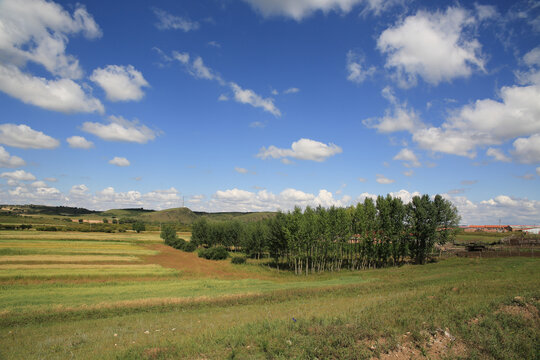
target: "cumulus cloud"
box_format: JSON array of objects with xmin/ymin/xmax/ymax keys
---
[
  {"xmin": 90, "ymin": 65, "xmax": 149, "ymax": 102},
  {"xmin": 536, "ymin": 167, "xmax": 540, "ymax": 176},
  {"xmin": 108, "ymin": 157, "xmax": 130, "ymax": 167},
  {"xmin": 67, "ymin": 136, "xmax": 94, "ymax": 149},
  {"xmin": 0, "ymin": 124, "xmax": 59, "ymax": 149},
  {"xmin": 0, "ymin": 0, "xmax": 104, "ymax": 113},
  {"xmin": 363, "ymin": 87, "xmax": 424, "ymax": 133},
  {"xmin": 0, "ymin": 146, "xmax": 25, "ymax": 168},
  {"xmin": 153, "ymin": 8, "xmax": 199, "ymax": 32},
  {"xmin": 70, "ymin": 184, "xmax": 89, "ymax": 196},
  {"xmin": 82, "ymin": 116, "xmax": 157, "ymax": 143},
  {"xmin": 376, "ymin": 174, "xmax": 395, "ymax": 184},
  {"xmin": 378, "ymin": 6, "xmax": 485, "ymax": 87},
  {"xmin": 205, "ymin": 188, "xmax": 350, "ymax": 212},
  {"xmin": 346, "ymin": 50, "xmax": 375, "ymax": 84},
  {"xmin": 0, "ymin": 65, "xmax": 104, "ymax": 113},
  {"xmin": 393, "ymin": 148, "xmax": 421, "ymax": 167},
  {"xmin": 230, "ymin": 83, "xmax": 281, "ymax": 117},
  {"xmin": 486, "ymin": 147, "xmax": 510, "ymax": 162},
  {"xmin": 512, "ymin": 134, "xmax": 540, "ymax": 164},
  {"xmin": 0, "ymin": 170, "xmax": 36, "ymax": 181},
  {"xmin": 257, "ymin": 138, "xmax": 342, "ymax": 162}
]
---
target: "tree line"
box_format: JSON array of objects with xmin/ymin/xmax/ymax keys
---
[{"xmin": 190, "ymin": 194, "xmax": 460, "ymax": 274}]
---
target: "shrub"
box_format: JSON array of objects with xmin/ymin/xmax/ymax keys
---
[
  {"xmin": 231, "ymin": 256, "xmax": 246, "ymax": 264},
  {"xmin": 133, "ymin": 221, "xmax": 146, "ymax": 233},
  {"xmin": 198, "ymin": 246, "xmax": 229, "ymax": 260},
  {"xmin": 182, "ymin": 242, "xmax": 197, "ymax": 252}
]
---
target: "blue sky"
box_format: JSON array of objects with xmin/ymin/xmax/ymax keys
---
[{"xmin": 0, "ymin": 0, "xmax": 539, "ymax": 224}]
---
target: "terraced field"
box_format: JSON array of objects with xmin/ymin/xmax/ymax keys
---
[{"xmin": 0, "ymin": 231, "xmax": 538, "ymax": 359}]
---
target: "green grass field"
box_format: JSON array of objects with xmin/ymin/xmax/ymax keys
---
[{"xmin": 0, "ymin": 230, "xmax": 538, "ymax": 359}]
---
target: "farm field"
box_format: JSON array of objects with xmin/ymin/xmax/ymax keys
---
[{"xmin": 0, "ymin": 231, "xmax": 538, "ymax": 359}]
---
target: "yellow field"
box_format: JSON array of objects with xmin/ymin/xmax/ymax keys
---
[
  {"xmin": 0, "ymin": 240, "xmax": 157, "ymax": 255},
  {"xmin": 0, "ymin": 255, "xmax": 140, "ymax": 263},
  {"xmin": 0, "ymin": 230, "xmax": 163, "ymax": 242}
]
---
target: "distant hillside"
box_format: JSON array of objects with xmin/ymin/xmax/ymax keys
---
[
  {"xmin": 0, "ymin": 205, "xmax": 276, "ymax": 224},
  {"xmin": 0, "ymin": 205, "xmax": 98, "ymax": 216},
  {"xmin": 139, "ymin": 207, "xmax": 199, "ymax": 223}
]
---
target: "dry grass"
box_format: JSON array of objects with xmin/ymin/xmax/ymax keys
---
[
  {"xmin": 0, "ymin": 255, "xmax": 140, "ymax": 263},
  {"xmin": 0, "ymin": 231, "xmax": 162, "ymax": 242},
  {"xmin": 0, "ymin": 263, "xmax": 163, "ymax": 269}
]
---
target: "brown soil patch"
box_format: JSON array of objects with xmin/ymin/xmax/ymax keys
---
[
  {"xmin": 142, "ymin": 244, "xmax": 264, "ymax": 279},
  {"xmin": 373, "ymin": 329, "xmax": 467, "ymax": 360},
  {"xmin": 498, "ymin": 303, "xmax": 539, "ymax": 321},
  {"xmin": 143, "ymin": 347, "xmax": 171, "ymax": 359}
]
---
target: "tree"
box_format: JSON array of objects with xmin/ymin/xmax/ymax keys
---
[
  {"xmin": 407, "ymin": 195, "xmax": 459, "ymax": 264},
  {"xmin": 160, "ymin": 224, "xmax": 177, "ymax": 244},
  {"xmin": 103, "ymin": 218, "xmax": 109, "ymax": 224},
  {"xmin": 133, "ymin": 221, "xmax": 146, "ymax": 233}
]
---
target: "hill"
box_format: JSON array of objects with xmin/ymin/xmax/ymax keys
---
[{"xmin": 0, "ymin": 205, "xmax": 276, "ymax": 224}]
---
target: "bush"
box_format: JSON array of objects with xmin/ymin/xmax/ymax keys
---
[
  {"xmin": 198, "ymin": 246, "xmax": 229, "ymax": 260},
  {"xmin": 182, "ymin": 242, "xmax": 197, "ymax": 252},
  {"xmin": 231, "ymin": 256, "xmax": 246, "ymax": 264}
]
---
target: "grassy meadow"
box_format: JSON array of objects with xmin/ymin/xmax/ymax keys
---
[{"xmin": 0, "ymin": 230, "xmax": 538, "ymax": 359}]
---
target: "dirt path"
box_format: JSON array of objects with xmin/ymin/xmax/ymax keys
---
[{"xmin": 142, "ymin": 244, "xmax": 265, "ymax": 279}]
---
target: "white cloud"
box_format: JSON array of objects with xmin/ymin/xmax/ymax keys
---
[
  {"xmin": 173, "ymin": 52, "xmax": 222, "ymax": 83},
  {"xmin": 205, "ymin": 187, "xmax": 350, "ymax": 212},
  {"xmin": 0, "ymin": 0, "xmax": 101, "ymax": 78},
  {"xmin": 536, "ymin": 167, "xmax": 540, "ymax": 176},
  {"xmin": 0, "ymin": 0, "xmax": 104, "ymax": 113},
  {"xmin": 67, "ymin": 136, "xmax": 93, "ymax": 149},
  {"xmin": 249, "ymin": 121, "xmax": 266, "ymax": 128},
  {"xmin": 82, "ymin": 116, "xmax": 157, "ymax": 143},
  {"xmin": 346, "ymin": 50, "xmax": 375, "ymax": 84},
  {"xmin": 486, "ymin": 147, "xmax": 510, "ymax": 162},
  {"xmin": 257, "ymin": 138, "xmax": 342, "ymax": 162},
  {"xmin": 0, "ymin": 124, "xmax": 59, "ymax": 149},
  {"xmin": 403, "ymin": 170, "xmax": 414, "ymax": 176},
  {"xmin": 170, "ymin": 51, "xmax": 280, "ymax": 116},
  {"xmin": 377, "ymin": 7, "xmax": 484, "ymax": 87},
  {"xmin": 153, "ymin": 8, "xmax": 199, "ymax": 32},
  {"xmin": 31, "ymin": 180, "xmax": 47, "ymax": 188},
  {"xmin": 0, "ymin": 64, "xmax": 104, "ymax": 114},
  {"xmin": 0, "ymin": 170, "xmax": 36, "ymax": 181},
  {"xmin": 358, "ymin": 177, "xmax": 367, "ymax": 182},
  {"xmin": 283, "ymin": 87, "xmax": 300, "ymax": 94},
  {"xmin": 208, "ymin": 41, "xmax": 221, "ymax": 48},
  {"xmin": 44, "ymin": 177, "xmax": 57, "ymax": 182},
  {"xmin": 0, "ymin": 146, "xmax": 25, "ymax": 168},
  {"xmin": 90, "ymin": 65, "xmax": 149, "ymax": 102},
  {"xmin": 230, "ymin": 83, "xmax": 281, "ymax": 117},
  {"xmin": 241, "ymin": 0, "xmax": 396, "ymax": 21},
  {"xmin": 512, "ymin": 134, "xmax": 540, "ymax": 164},
  {"xmin": 376, "ymin": 174, "xmax": 395, "ymax": 184},
  {"xmin": 235, "ymin": 167, "xmax": 249, "ymax": 174},
  {"xmin": 413, "ymin": 82, "xmax": 540, "ymax": 158},
  {"xmin": 109, "ymin": 157, "xmax": 130, "ymax": 167},
  {"xmin": 393, "ymin": 148, "xmax": 421, "ymax": 167},
  {"xmin": 363, "ymin": 87, "xmax": 423, "ymax": 133},
  {"xmin": 70, "ymin": 184, "xmax": 89, "ymax": 196}
]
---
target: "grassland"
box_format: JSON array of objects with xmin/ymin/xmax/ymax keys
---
[{"xmin": 0, "ymin": 230, "xmax": 538, "ymax": 359}]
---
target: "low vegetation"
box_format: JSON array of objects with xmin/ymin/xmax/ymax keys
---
[{"xmin": 0, "ymin": 203, "xmax": 538, "ymax": 359}]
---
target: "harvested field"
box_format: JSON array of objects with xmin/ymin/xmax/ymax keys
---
[{"xmin": 0, "ymin": 255, "xmax": 140, "ymax": 263}]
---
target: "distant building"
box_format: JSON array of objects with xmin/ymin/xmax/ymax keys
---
[
  {"xmin": 523, "ymin": 227, "xmax": 540, "ymax": 235},
  {"xmin": 463, "ymin": 225, "xmax": 512, "ymax": 233}
]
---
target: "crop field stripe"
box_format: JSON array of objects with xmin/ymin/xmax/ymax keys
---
[
  {"xmin": 0, "ymin": 264, "xmax": 167, "ymax": 269},
  {"xmin": 0, "ymin": 255, "xmax": 140, "ymax": 262}
]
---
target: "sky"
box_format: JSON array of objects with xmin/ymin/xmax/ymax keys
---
[{"xmin": 0, "ymin": 0, "xmax": 539, "ymax": 224}]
